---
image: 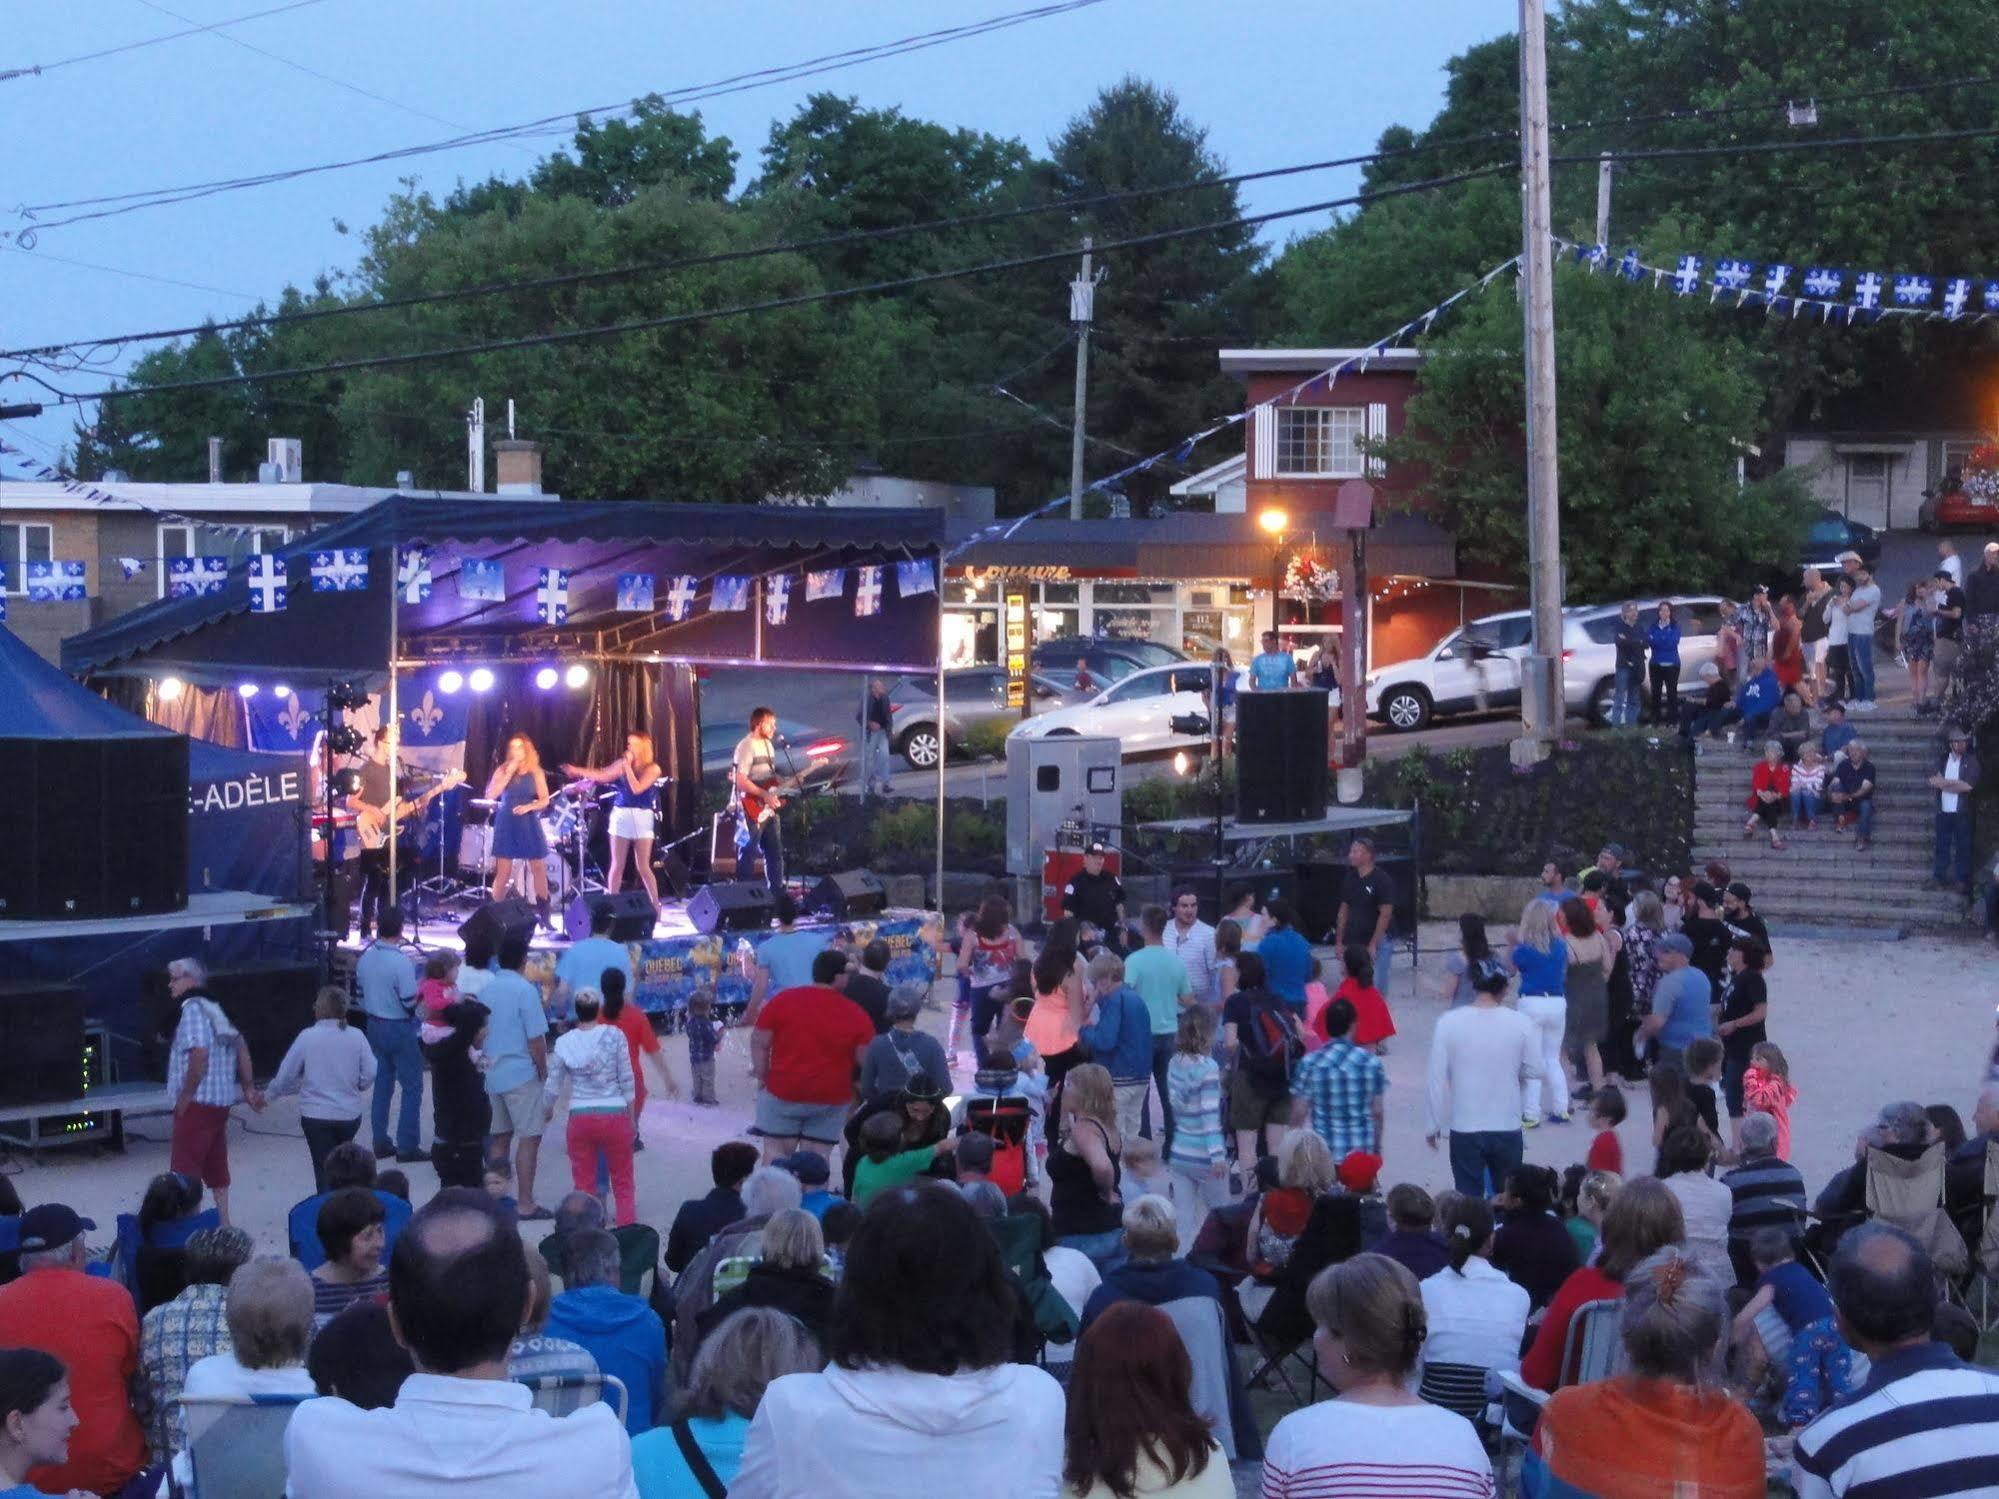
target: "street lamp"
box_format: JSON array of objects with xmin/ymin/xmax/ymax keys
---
[{"xmin": 1258, "ymin": 506, "xmax": 1289, "ymax": 633}]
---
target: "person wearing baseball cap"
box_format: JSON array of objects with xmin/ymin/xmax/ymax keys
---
[
  {"xmin": 1930, "ymin": 725, "xmax": 1981, "ymax": 893},
  {"xmin": 1638, "ymin": 933, "xmax": 1713, "ymax": 1074},
  {"xmin": 1062, "ymin": 842, "xmax": 1126, "ymax": 953},
  {"xmin": 0, "ymin": 1205, "xmax": 146, "ymax": 1497}
]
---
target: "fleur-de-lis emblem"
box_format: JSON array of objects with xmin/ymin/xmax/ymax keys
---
[
  {"xmin": 277, "ymin": 697, "xmax": 310, "ymax": 741},
  {"xmin": 407, "ymin": 690, "xmax": 444, "ymax": 738}
]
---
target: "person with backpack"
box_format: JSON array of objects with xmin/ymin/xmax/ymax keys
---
[
  {"xmin": 856, "ymin": 986, "xmax": 951, "ymax": 1102},
  {"xmin": 1221, "ymin": 952, "xmax": 1302, "ymax": 1180}
]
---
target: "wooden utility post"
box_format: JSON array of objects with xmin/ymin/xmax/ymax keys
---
[
  {"xmin": 1516, "ymin": 0, "xmax": 1564, "ymax": 761},
  {"xmin": 1067, "ymin": 238, "xmax": 1095, "ymax": 519}
]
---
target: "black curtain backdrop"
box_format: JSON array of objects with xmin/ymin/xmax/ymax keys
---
[{"xmin": 460, "ymin": 660, "xmax": 698, "ymax": 839}]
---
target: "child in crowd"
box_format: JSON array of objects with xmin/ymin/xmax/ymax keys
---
[
  {"xmin": 1732, "ymin": 1226, "xmax": 1859, "ymax": 1429},
  {"xmin": 820, "ymin": 1200, "xmax": 860, "ymax": 1277},
  {"xmin": 1327, "ymin": 945, "xmax": 1396, "ymax": 1052},
  {"xmin": 1119, "ymin": 1135, "xmax": 1174, "ymax": 1206},
  {"xmin": 1650, "ymin": 1062, "xmax": 1700, "ymax": 1154},
  {"xmin": 1336, "ymin": 1150, "xmax": 1389, "ymax": 1249},
  {"xmin": 422, "ymin": 999, "xmax": 491, "ymax": 1190},
  {"xmin": 683, "ymin": 987, "xmax": 722, "ymax": 1106},
  {"xmin": 1684, "ymin": 1037, "xmax": 1729, "ymax": 1157},
  {"xmin": 1165, "ymin": 1007, "xmax": 1227, "ymax": 1251},
  {"xmin": 1586, "ymin": 1087, "xmax": 1627, "ymax": 1174},
  {"xmin": 1373, "ymin": 1183, "xmax": 1448, "ymax": 1281},
  {"xmin": 1559, "ymin": 1167, "xmax": 1619, "ymax": 1265},
  {"xmin": 375, "ymin": 1170, "xmax": 410, "ymax": 1202},
  {"xmin": 1743, "ymin": 1042, "xmax": 1796, "ymax": 1162},
  {"xmin": 852, "ymin": 1110, "xmax": 958, "ymax": 1204},
  {"xmin": 418, "ymin": 950, "xmax": 461, "ymax": 1021},
  {"xmin": 1490, "ymin": 1164, "xmax": 1580, "ymax": 1312},
  {"xmin": 1300, "ymin": 957, "xmax": 1332, "ymax": 1053}
]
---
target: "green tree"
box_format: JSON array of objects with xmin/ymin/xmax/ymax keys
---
[{"xmin": 1389, "ymin": 262, "xmax": 1808, "ymax": 599}]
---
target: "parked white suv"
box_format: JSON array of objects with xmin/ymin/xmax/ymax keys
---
[{"xmin": 1363, "ymin": 597, "xmax": 1729, "ymax": 732}]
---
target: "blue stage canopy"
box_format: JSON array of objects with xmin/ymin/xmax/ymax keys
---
[{"xmin": 63, "ymin": 495, "xmax": 945, "ymax": 686}]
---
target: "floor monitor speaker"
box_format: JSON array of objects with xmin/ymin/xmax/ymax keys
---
[{"xmin": 688, "ymin": 882, "xmax": 775, "ymax": 934}]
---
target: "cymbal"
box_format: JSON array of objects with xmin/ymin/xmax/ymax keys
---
[{"xmin": 470, "ymin": 798, "xmax": 499, "ymax": 809}]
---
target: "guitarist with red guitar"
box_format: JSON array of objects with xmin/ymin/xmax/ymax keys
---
[{"xmin": 729, "ymin": 707, "xmax": 834, "ymax": 896}]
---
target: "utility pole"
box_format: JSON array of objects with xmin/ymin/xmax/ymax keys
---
[
  {"xmin": 466, "ymin": 397, "xmax": 485, "ymax": 493},
  {"xmin": 1595, "ymin": 154, "xmax": 1613, "ymax": 248},
  {"xmin": 1515, "ymin": 0, "xmax": 1564, "ymax": 762},
  {"xmin": 1067, "ymin": 237, "xmax": 1095, "ymax": 519}
]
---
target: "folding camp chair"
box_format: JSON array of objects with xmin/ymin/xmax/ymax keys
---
[
  {"xmin": 521, "ymin": 1371, "xmax": 629, "ymax": 1424},
  {"xmin": 1494, "ymin": 1298, "xmax": 1624, "ymax": 1495},
  {"xmin": 170, "ymin": 1391, "xmax": 314, "ymax": 1499}
]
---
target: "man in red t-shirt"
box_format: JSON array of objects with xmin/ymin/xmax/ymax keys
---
[
  {"xmin": 0, "ymin": 1204, "xmax": 146, "ymax": 1495},
  {"xmin": 751, "ymin": 948, "xmax": 874, "ymax": 1161}
]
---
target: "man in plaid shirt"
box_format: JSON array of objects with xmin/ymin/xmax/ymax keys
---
[
  {"xmin": 138, "ymin": 1225, "xmax": 251, "ymax": 1459},
  {"xmin": 166, "ymin": 957, "xmax": 264, "ymax": 1227},
  {"xmin": 1289, "ymin": 997, "xmax": 1387, "ymax": 1157},
  {"xmin": 1734, "ymin": 587, "xmax": 1774, "ymax": 673}
]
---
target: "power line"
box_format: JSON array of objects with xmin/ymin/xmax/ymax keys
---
[
  {"xmin": 0, "ymin": 0, "xmax": 333, "ymax": 82},
  {"xmin": 1561, "ymin": 121, "xmax": 1999, "ymax": 165},
  {"xmin": 7, "ymin": 0, "xmax": 1110, "ymax": 229},
  {"xmin": 37, "ymin": 161, "xmax": 1518, "ymax": 405},
  {"xmin": 0, "ymin": 243, "xmax": 259, "ymax": 302}
]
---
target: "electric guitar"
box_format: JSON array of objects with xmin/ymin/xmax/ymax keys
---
[
  {"xmin": 354, "ymin": 768, "xmax": 466, "ymax": 850},
  {"xmin": 739, "ymin": 757, "xmax": 839, "ymax": 824}
]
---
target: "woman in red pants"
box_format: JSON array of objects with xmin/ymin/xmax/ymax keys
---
[{"xmin": 543, "ymin": 988, "xmax": 638, "ymax": 1224}]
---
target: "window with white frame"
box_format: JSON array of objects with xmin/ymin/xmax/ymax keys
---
[
  {"xmin": 155, "ymin": 523, "xmax": 289, "ymax": 597},
  {"xmin": 1273, "ymin": 406, "xmax": 1365, "ymax": 478},
  {"xmin": 0, "ymin": 523, "xmax": 54, "ymax": 594},
  {"xmin": 1940, "ymin": 439, "xmax": 1983, "ymax": 490}
]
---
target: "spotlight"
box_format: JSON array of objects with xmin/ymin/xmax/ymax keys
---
[
  {"xmin": 437, "ymin": 670, "xmax": 464, "ymax": 695},
  {"xmin": 274, "ymin": 684, "xmax": 291, "ymax": 699},
  {"xmin": 1173, "ymin": 750, "xmax": 1191, "ymax": 778},
  {"xmin": 328, "ymin": 680, "xmax": 368, "ymax": 711},
  {"xmin": 468, "ymin": 667, "xmax": 495, "ymax": 693},
  {"xmin": 327, "ymin": 725, "xmax": 365, "ymax": 755},
  {"xmin": 564, "ymin": 663, "xmax": 590, "ymax": 690},
  {"xmin": 331, "ymin": 768, "xmax": 364, "ymax": 797},
  {"xmin": 157, "ymin": 676, "xmax": 185, "ymax": 703},
  {"xmin": 533, "ymin": 666, "xmax": 559, "ymax": 691},
  {"xmin": 238, "ymin": 683, "xmax": 259, "ymax": 699}
]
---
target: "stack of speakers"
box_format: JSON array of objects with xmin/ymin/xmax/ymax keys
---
[{"xmin": 0, "ymin": 737, "xmax": 188, "ymax": 919}]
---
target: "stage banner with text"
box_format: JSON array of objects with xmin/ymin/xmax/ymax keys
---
[
  {"xmin": 630, "ymin": 914, "xmax": 940, "ymax": 1018},
  {"xmin": 188, "ymin": 741, "xmax": 310, "ymax": 902}
]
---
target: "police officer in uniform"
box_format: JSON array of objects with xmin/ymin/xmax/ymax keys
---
[{"xmin": 1062, "ymin": 841, "xmax": 1127, "ymax": 952}]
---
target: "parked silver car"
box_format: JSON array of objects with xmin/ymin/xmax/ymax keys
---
[{"xmin": 886, "ymin": 668, "xmax": 1086, "ymax": 769}]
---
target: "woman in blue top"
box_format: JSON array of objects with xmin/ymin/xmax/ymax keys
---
[
  {"xmin": 1646, "ymin": 601, "xmax": 1682, "ymax": 727},
  {"xmin": 563, "ymin": 731, "xmax": 666, "ymax": 905},
  {"xmin": 1510, "ymin": 898, "xmax": 1570, "ymax": 1127},
  {"xmin": 0, "ymin": 1348, "xmax": 77, "ymax": 1499},
  {"xmin": 630, "ymin": 1305, "xmax": 821, "ymax": 1499}
]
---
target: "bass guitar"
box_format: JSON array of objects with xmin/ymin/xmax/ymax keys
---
[{"xmin": 355, "ymin": 768, "xmax": 466, "ymax": 850}]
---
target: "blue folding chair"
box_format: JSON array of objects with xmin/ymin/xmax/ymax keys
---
[{"xmin": 171, "ymin": 1391, "xmax": 314, "ymax": 1499}]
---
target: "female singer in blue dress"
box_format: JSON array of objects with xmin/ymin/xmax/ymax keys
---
[
  {"xmin": 485, "ymin": 733, "xmax": 552, "ymax": 910},
  {"xmin": 562, "ymin": 732, "xmax": 664, "ymax": 904}
]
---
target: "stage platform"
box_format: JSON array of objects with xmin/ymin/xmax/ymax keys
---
[
  {"xmin": 336, "ymin": 903, "xmax": 943, "ymax": 1021},
  {"xmin": 0, "ymin": 890, "xmax": 315, "ymax": 945}
]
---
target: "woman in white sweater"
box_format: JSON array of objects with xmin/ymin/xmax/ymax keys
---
[
  {"xmin": 542, "ymin": 987, "xmax": 637, "ymax": 1225},
  {"xmin": 1417, "ymin": 1195, "xmax": 1530, "ymax": 1426},
  {"xmin": 733, "ymin": 1182, "xmax": 1066, "ymax": 1499}
]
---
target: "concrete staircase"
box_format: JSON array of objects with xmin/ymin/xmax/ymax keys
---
[{"xmin": 1691, "ymin": 709, "xmax": 1971, "ymax": 935}]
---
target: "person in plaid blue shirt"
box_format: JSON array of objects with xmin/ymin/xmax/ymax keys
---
[
  {"xmin": 1290, "ymin": 997, "xmax": 1387, "ymax": 1157},
  {"xmin": 166, "ymin": 958, "xmax": 264, "ymax": 1227}
]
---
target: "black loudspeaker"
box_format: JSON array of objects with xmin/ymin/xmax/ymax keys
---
[
  {"xmin": 1235, "ymin": 690, "xmax": 1328, "ymax": 824},
  {"xmin": 457, "ymin": 899, "xmax": 539, "ymax": 958},
  {"xmin": 0, "ymin": 984, "xmax": 87, "ymax": 1105},
  {"xmin": 205, "ymin": 963, "xmax": 321, "ymax": 1077},
  {"xmin": 688, "ymin": 882, "xmax": 774, "ymax": 934},
  {"xmin": 0, "ymin": 736, "xmax": 188, "ymax": 919},
  {"xmin": 1294, "ymin": 862, "xmax": 1346, "ymax": 944},
  {"xmin": 808, "ymin": 869, "xmax": 887, "ymax": 921},
  {"xmin": 564, "ymin": 889, "xmax": 659, "ymax": 943}
]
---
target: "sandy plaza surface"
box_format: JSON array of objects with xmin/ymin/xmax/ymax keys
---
[{"xmin": 16, "ymin": 921, "xmax": 1997, "ymax": 1249}]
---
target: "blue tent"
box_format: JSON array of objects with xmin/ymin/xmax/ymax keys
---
[{"xmin": 0, "ymin": 615, "xmax": 179, "ymax": 739}]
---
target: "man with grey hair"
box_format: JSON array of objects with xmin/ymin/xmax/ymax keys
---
[
  {"xmin": 858, "ymin": 983, "xmax": 950, "ymax": 1100},
  {"xmin": 167, "ymin": 955, "xmax": 264, "ymax": 1226},
  {"xmin": 1794, "ymin": 1223, "xmax": 1999, "ymax": 1497},
  {"xmin": 1078, "ymin": 1194, "xmax": 1219, "ymax": 1330},
  {"xmin": 543, "ymin": 1227, "xmax": 666, "ymax": 1436},
  {"xmin": 141, "ymin": 1222, "xmax": 255, "ymax": 1454},
  {"xmin": 1723, "ymin": 1110, "xmax": 1807, "ymax": 1281},
  {"xmin": 1814, "ymin": 1102, "xmax": 1935, "ymax": 1244},
  {"xmin": 1947, "ymin": 1084, "xmax": 1999, "ymax": 1240}
]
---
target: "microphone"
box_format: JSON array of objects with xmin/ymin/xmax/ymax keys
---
[{"xmin": 774, "ymin": 733, "xmax": 790, "ymax": 746}]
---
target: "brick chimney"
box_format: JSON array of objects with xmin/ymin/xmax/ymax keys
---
[{"xmin": 493, "ymin": 439, "xmax": 543, "ymax": 495}]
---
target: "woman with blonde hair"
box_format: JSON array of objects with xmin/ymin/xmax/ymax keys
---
[
  {"xmin": 1049, "ymin": 1063, "xmax": 1125, "ymax": 1268},
  {"xmin": 485, "ymin": 733, "xmax": 552, "ymax": 914},
  {"xmin": 697, "ymin": 1209, "xmax": 834, "ymax": 1351},
  {"xmin": 562, "ymin": 731, "xmax": 665, "ymax": 903},
  {"xmin": 1523, "ymin": 1248, "xmax": 1763, "ymax": 1497},
  {"xmin": 1511, "ymin": 898, "xmax": 1569, "ymax": 1126},
  {"xmin": 268, "ymin": 985, "xmax": 377, "ymax": 1190},
  {"xmin": 1260, "ymin": 1254, "xmax": 1493, "ymax": 1496}
]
